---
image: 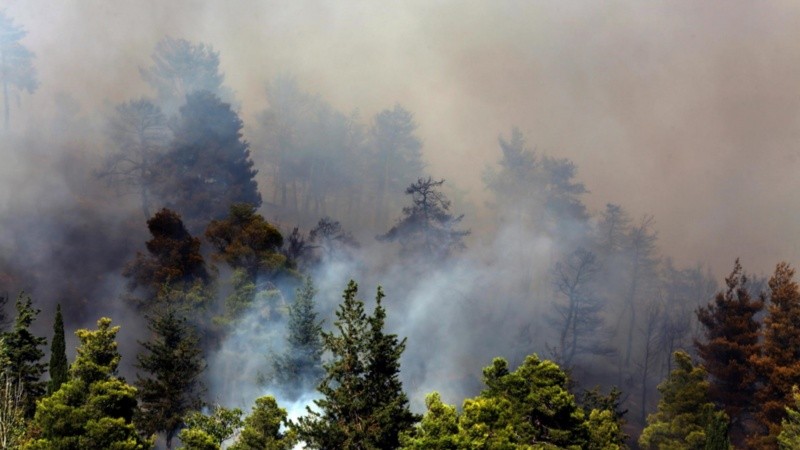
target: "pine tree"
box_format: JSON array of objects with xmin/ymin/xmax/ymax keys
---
[
  {"xmin": 135, "ymin": 307, "xmax": 205, "ymax": 449},
  {"xmin": 639, "ymin": 351, "xmax": 729, "ymax": 449},
  {"xmin": 271, "ymin": 278, "xmax": 323, "ymax": 400},
  {"xmin": 750, "ymin": 262, "xmax": 800, "ymax": 448},
  {"xmin": 47, "ymin": 304, "xmax": 68, "ymax": 395},
  {"xmin": 124, "ymin": 208, "xmax": 212, "ymax": 310},
  {"xmin": 25, "ymin": 318, "xmax": 151, "ymax": 449},
  {"xmin": 155, "ymin": 91, "xmax": 261, "ymax": 233},
  {"xmin": 695, "ymin": 259, "xmax": 762, "ymax": 446},
  {"xmin": 230, "ymin": 396, "xmax": 296, "ymax": 450},
  {"xmin": 295, "ymin": 280, "xmax": 418, "ymax": 449},
  {"xmin": 0, "ymin": 292, "xmax": 46, "ymax": 418}
]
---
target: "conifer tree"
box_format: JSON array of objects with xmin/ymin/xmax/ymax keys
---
[
  {"xmin": 750, "ymin": 262, "xmax": 800, "ymax": 448},
  {"xmin": 155, "ymin": 91, "xmax": 261, "ymax": 233},
  {"xmin": 230, "ymin": 396, "xmax": 296, "ymax": 450},
  {"xmin": 695, "ymin": 259, "xmax": 762, "ymax": 445},
  {"xmin": 639, "ymin": 351, "xmax": 729, "ymax": 450},
  {"xmin": 295, "ymin": 280, "xmax": 418, "ymax": 449},
  {"xmin": 0, "ymin": 292, "xmax": 46, "ymax": 418},
  {"xmin": 135, "ymin": 307, "xmax": 205, "ymax": 450},
  {"xmin": 25, "ymin": 318, "xmax": 151, "ymax": 449},
  {"xmin": 47, "ymin": 304, "xmax": 68, "ymax": 395},
  {"xmin": 271, "ymin": 278, "xmax": 323, "ymax": 399}
]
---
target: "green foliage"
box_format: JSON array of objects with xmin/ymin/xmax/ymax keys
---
[
  {"xmin": 177, "ymin": 428, "xmax": 219, "ymax": 450},
  {"xmin": 230, "ymin": 396, "xmax": 295, "ymax": 450},
  {"xmin": 404, "ymin": 355, "xmax": 617, "ymax": 450},
  {"xmin": 135, "ymin": 308, "xmax": 205, "ymax": 448},
  {"xmin": 183, "ymin": 405, "xmax": 243, "ymax": 446},
  {"xmin": 205, "ymin": 203, "xmax": 286, "ymax": 279},
  {"xmin": 639, "ymin": 351, "xmax": 728, "ymax": 450},
  {"xmin": 778, "ymin": 386, "xmax": 800, "ymax": 449},
  {"xmin": 48, "ymin": 304, "xmax": 68, "ymax": 395},
  {"xmin": 271, "ymin": 278, "xmax": 323, "ymax": 399},
  {"xmin": 296, "ymin": 280, "xmax": 418, "ymax": 449},
  {"xmin": 0, "ymin": 292, "xmax": 46, "ymax": 418},
  {"xmin": 25, "ymin": 318, "xmax": 151, "ymax": 450},
  {"xmin": 400, "ymin": 392, "xmax": 460, "ymax": 450}
]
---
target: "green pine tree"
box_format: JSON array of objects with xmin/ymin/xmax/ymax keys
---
[
  {"xmin": 135, "ymin": 307, "xmax": 205, "ymax": 449},
  {"xmin": 230, "ymin": 396, "xmax": 296, "ymax": 450},
  {"xmin": 181, "ymin": 405, "xmax": 243, "ymax": 448},
  {"xmin": 295, "ymin": 280, "xmax": 419, "ymax": 449},
  {"xmin": 0, "ymin": 292, "xmax": 46, "ymax": 418},
  {"xmin": 24, "ymin": 317, "xmax": 151, "ymax": 449},
  {"xmin": 271, "ymin": 277, "xmax": 323, "ymax": 399},
  {"xmin": 639, "ymin": 351, "xmax": 729, "ymax": 449},
  {"xmin": 47, "ymin": 304, "xmax": 68, "ymax": 395}
]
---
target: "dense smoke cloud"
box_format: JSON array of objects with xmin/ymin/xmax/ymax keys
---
[
  {"xmin": 6, "ymin": 0, "xmax": 800, "ymax": 275},
  {"xmin": 2, "ymin": 1, "xmax": 800, "ymax": 443}
]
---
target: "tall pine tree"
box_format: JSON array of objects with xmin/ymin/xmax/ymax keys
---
[
  {"xmin": 695, "ymin": 259, "xmax": 763, "ymax": 446},
  {"xmin": 135, "ymin": 307, "xmax": 205, "ymax": 450},
  {"xmin": 295, "ymin": 280, "xmax": 418, "ymax": 449},
  {"xmin": 0, "ymin": 292, "xmax": 46, "ymax": 418},
  {"xmin": 271, "ymin": 278, "xmax": 323, "ymax": 400},
  {"xmin": 750, "ymin": 262, "xmax": 800, "ymax": 448},
  {"xmin": 47, "ymin": 304, "xmax": 68, "ymax": 395}
]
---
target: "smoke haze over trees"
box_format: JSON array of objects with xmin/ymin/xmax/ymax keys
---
[{"xmin": 2, "ymin": 1, "xmax": 800, "ymax": 448}]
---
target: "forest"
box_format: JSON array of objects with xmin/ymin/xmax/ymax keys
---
[{"xmin": 2, "ymin": 2, "xmax": 800, "ymax": 449}]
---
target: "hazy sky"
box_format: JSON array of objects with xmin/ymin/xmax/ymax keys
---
[{"xmin": 6, "ymin": 0, "xmax": 800, "ymax": 276}]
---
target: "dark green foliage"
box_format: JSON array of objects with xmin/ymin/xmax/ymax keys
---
[
  {"xmin": 0, "ymin": 11, "xmax": 38, "ymax": 130},
  {"xmin": 639, "ymin": 351, "xmax": 729, "ymax": 449},
  {"xmin": 579, "ymin": 386, "xmax": 628, "ymax": 446},
  {"xmin": 271, "ymin": 278, "xmax": 323, "ymax": 400},
  {"xmin": 135, "ymin": 308, "xmax": 205, "ymax": 449},
  {"xmin": 47, "ymin": 304, "xmax": 68, "ymax": 395},
  {"xmin": 481, "ymin": 355, "xmax": 590, "ymax": 448},
  {"xmin": 0, "ymin": 292, "xmax": 46, "ymax": 418},
  {"xmin": 155, "ymin": 91, "xmax": 261, "ymax": 233},
  {"xmin": 379, "ymin": 177, "xmax": 469, "ymax": 261},
  {"xmin": 176, "ymin": 428, "xmax": 219, "ymax": 450},
  {"xmin": 26, "ymin": 318, "xmax": 151, "ymax": 450},
  {"xmin": 124, "ymin": 208, "xmax": 212, "ymax": 309},
  {"xmin": 230, "ymin": 396, "xmax": 296, "ymax": 450},
  {"xmin": 205, "ymin": 203, "xmax": 286, "ymax": 280},
  {"xmin": 695, "ymin": 259, "xmax": 763, "ymax": 445},
  {"xmin": 295, "ymin": 280, "xmax": 418, "ymax": 449}
]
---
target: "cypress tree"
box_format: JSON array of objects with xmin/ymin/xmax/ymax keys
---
[{"xmin": 47, "ymin": 304, "xmax": 68, "ymax": 395}]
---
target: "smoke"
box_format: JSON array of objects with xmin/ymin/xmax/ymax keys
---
[{"xmin": 2, "ymin": 1, "xmax": 800, "ymax": 444}]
